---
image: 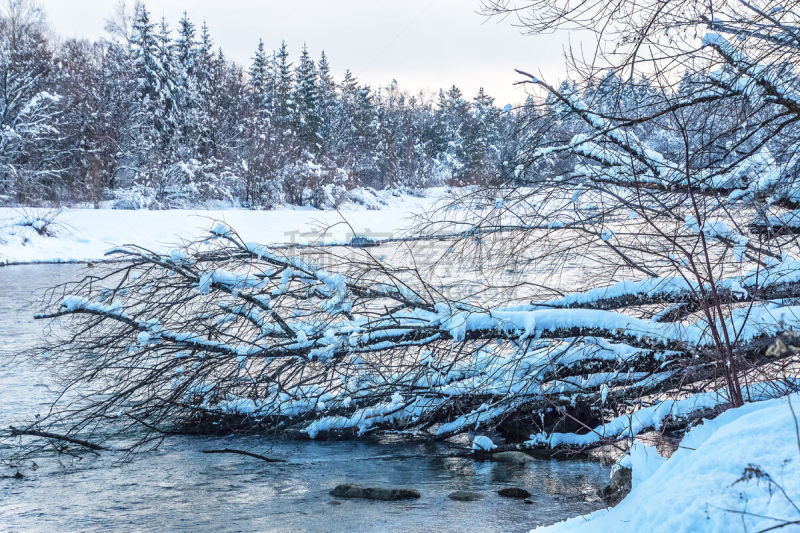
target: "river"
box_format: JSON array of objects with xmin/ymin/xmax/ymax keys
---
[{"xmin": 0, "ymin": 264, "xmax": 609, "ymax": 532}]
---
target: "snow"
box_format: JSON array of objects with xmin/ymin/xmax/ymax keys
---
[
  {"xmin": 534, "ymin": 392, "xmax": 800, "ymax": 533},
  {"xmin": 304, "ymin": 394, "xmax": 441, "ymax": 438},
  {"xmin": 528, "ymin": 380, "xmax": 797, "ymax": 448},
  {"xmin": 472, "ymin": 435, "xmax": 497, "ymax": 451},
  {"xmin": 704, "ymin": 32, "xmax": 800, "ymax": 106},
  {"xmin": 627, "ymin": 442, "xmax": 667, "ymax": 488},
  {"xmin": 0, "ymin": 189, "xmax": 442, "ymax": 265},
  {"xmin": 539, "ymin": 255, "xmax": 800, "ymax": 315},
  {"xmin": 209, "ymin": 221, "xmax": 232, "ymax": 237}
]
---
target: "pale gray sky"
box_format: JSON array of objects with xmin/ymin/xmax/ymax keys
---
[{"xmin": 40, "ymin": 0, "xmax": 579, "ymax": 105}]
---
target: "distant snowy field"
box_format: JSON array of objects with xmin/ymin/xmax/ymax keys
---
[{"xmin": 0, "ymin": 189, "xmax": 443, "ymax": 265}]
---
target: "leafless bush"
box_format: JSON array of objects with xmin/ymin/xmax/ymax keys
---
[{"xmin": 12, "ymin": 207, "xmax": 64, "ymax": 237}]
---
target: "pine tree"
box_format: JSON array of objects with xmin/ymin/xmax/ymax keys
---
[
  {"xmin": 317, "ymin": 51, "xmax": 335, "ymax": 102},
  {"xmin": 294, "ymin": 43, "xmax": 321, "ymax": 150},
  {"xmin": 130, "ymin": 6, "xmax": 158, "ymax": 96},
  {"xmin": 127, "ymin": 6, "xmax": 178, "ymax": 190},
  {"xmin": 317, "ymin": 50, "xmax": 336, "ymax": 152},
  {"xmin": 432, "ymin": 85, "xmax": 470, "ymax": 183},
  {"xmin": 173, "ymin": 12, "xmax": 198, "ymax": 155},
  {"xmin": 156, "ymin": 17, "xmax": 176, "ymax": 113},
  {"xmin": 321, "ymin": 68, "xmax": 357, "ymax": 158},
  {"xmin": 340, "ymin": 69, "xmax": 359, "ymax": 105},
  {"xmin": 273, "ymin": 40, "xmax": 294, "ymax": 127},
  {"xmin": 189, "ymin": 20, "xmax": 217, "ymax": 159},
  {"xmin": 127, "ymin": 4, "xmax": 161, "ymax": 179},
  {"xmin": 249, "ymin": 39, "xmax": 269, "ymax": 97},
  {"xmin": 197, "ymin": 21, "xmax": 214, "ymax": 79},
  {"xmin": 174, "ymin": 12, "xmax": 196, "ymax": 75},
  {"xmin": 352, "ymin": 83, "xmax": 381, "ymax": 187},
  {"xmin": 462, "ymin": 87, "xmax": 500, "ymax": 182}
]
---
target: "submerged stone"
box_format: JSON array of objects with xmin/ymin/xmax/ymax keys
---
[
  {"xmin": 497, "ymin": 487, "xmax": 532, "ymax": 499},
  {"xmin": 448, "ymin": 490, "xmax": 484, "ymax": 501},
  {"xmin": 599, "ymin": 466, "xmax": 632, "ymax": 506},
  {"xmin": 490, "ymin": 451, "xmax": 536, "ymax": 464},
  {"xmin": 330, "ymin": 483, "xmax": 421, "ymax": 501}
]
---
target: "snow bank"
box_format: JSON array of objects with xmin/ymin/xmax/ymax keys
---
[
  {"xmin": 0, "ymin": 190, "xmax": 441, "ymax": 265},
  {"xmin": 534, "ymin": 392, "xmax": 800, "ymax": 533},
  {"xmin": 627, "ymin": 442, "xmax": 667, "ymax": 488}
]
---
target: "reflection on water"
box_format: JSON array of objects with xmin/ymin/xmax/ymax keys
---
[{"xmin": 0, "ymin": 264, "xmax": 609, "ymax": 532}]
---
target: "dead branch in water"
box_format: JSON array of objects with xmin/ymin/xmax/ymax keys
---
[
  {"xmin": 201, "ymin": 448, "xmax": 286, "ymax": 463},
  {"xmin": 8, "ymin": 426, "xmax": 107, "ymax": 452}
]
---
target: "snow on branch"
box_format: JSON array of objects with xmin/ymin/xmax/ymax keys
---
[
  {"xmin": 527, "ymin": 379, "xmax": 799, "ymax": 450},
  {"xmin": 16, "ymin": 220, "xmax": 800, "ymax": 454}
]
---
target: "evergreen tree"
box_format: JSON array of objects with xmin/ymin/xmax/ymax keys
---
[
  {"xmin": 317, "ymin": 51, "xmax": 335, "ymax": 103},
  {"xmin": 316, "ymin": 50, "xmax": 336, "ymax": 152},
  {"xmin": 340, "ymin": 69, "xmax": 359, "ymax": 105},
  {"xmin": 248, "ymin": 39, "xmax": 269, "ymax": 97},
  {"xmin": 173, "ymin": 13, "xmax": 199, "ymax": 150},
  {"xmin": 433, "ymin": 85, "xmax": 471, "ymax": 183},
  {"xmin": 127, "ymin": 4, "xmax": 178, "ymax": 188},
  {"xmin": 463, "ymin": 87, "xmax": 500, "ymax": 182},
  {"xmin": 174, "ymin": 12, "xmax": 196, "ymax": 75},
  {"xmin": 293, "ymin": 43, "xmax": 321, "ymax": 150},
  {"xmin": 273, "ymin": 40, "xmax": 294, "ymax": 127},
  {"xmin": 351, "ymin": 83, "xmax": 381, "ymax": 187}
]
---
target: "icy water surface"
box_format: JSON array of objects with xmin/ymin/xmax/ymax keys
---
[{"xmin": 0, "ymin": 264, "xmax": 609, "ymax": 532}]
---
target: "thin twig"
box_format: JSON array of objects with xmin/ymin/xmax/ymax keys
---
[{"xmin": 201, "ymin": 448, "xmax": 286, "ymax": 463}]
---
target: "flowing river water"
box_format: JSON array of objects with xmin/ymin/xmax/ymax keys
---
[{"xmin": 0, "ymin": 264, "xmax": 609, "ymax": 532}]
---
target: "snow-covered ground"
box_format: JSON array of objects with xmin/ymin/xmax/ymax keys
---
[
  {"xmin": 536, "ymin": 393, "xmax": 800, "ymax": 533},
  {"xmin": 0, "ymin": 189, "xmax": 442, "ymax": 265}
]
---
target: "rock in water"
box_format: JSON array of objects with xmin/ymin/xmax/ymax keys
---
[
  {"xmin": 330, "ymin": 483, "xmax": 420, "ymax": 501},
  {"xmin": 490, "ymin": 451, "xmax": 536, "ymax": 464},
  {"xmin": 448, "ymin": 491, "xmax": 484, "ymax": 501},
  {"xmin": 599, "ymin": 466, "xmax": 632, "ymax": 505},
  {"xmin": 497, "ymin": 487, "xmax": 532, "ymax": 499}
]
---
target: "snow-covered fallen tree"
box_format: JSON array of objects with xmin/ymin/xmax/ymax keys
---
[
  {"xmin": 6, "ymin": 0, "xmax": 800, "ymax": 467},
  {"xmin": 4, "ymin": 216, "xmax": 797, "ymax": 459}
]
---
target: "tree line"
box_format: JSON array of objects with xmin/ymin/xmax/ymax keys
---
[
  {"xmin": 2, "ymin": 0, "xmax": 727, "ymax": 211},
  {"xmin": 0, "ymin": 1, "xmax": 515, "ymax": 209}
]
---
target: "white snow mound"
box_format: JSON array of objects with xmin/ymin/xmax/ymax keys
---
[{"xmin": 534, "ymin": 392, "xmax": 800, "ymax": 533}]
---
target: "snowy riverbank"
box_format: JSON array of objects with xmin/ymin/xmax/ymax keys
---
[
  {"xmin": 0, "ymin": 189, "xmax": 443, "ymax": 265},
  {"xmin": 536, "ymin": 392, "xmax": 800, "ymax": 533}
]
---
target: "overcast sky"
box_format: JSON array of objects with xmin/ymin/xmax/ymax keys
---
[{"xmin": 38, "ymin": 0, "xmax": 580, "ymax": 105}]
